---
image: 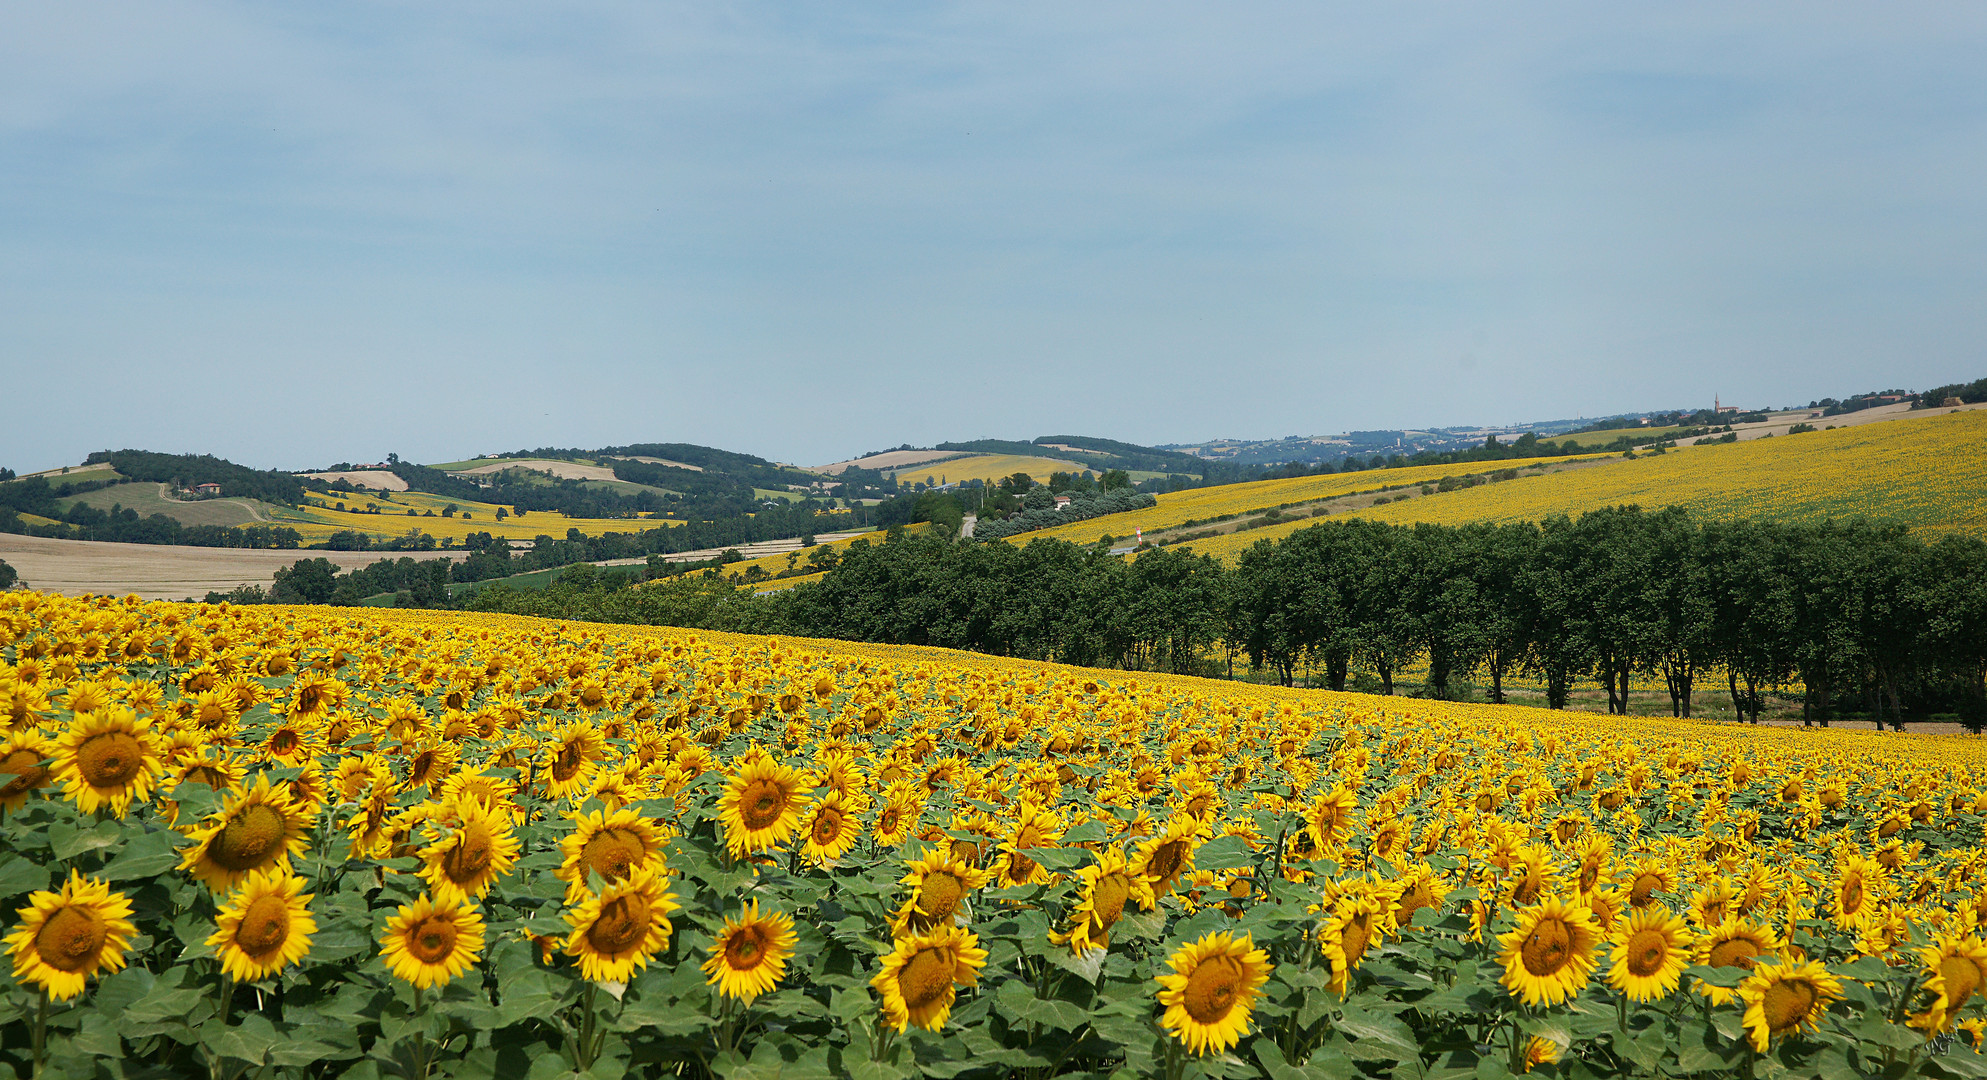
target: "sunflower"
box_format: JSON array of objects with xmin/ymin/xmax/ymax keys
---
[
  {"xmin": 418, "ymin": 799, "xmax": 522, "ymax": 906},
  {"xmin": 1912, "ymin": 932, "xmax": 1987, "ymax": 1034},
  {"xmin": 892, "ymin": 850, "xmax": 993, "ymax": 936},
  {"xmin": 799, "ymin": 790, "xmax": 863, "ymax": 865},
  {"xmin": 1155, "ymin": 930, "xmax": 1274, "ymax": 1056},
  {"xmin": 1056, "ymin": 848, "xmax": 1154, "ymax": 953},
  {"xmin": 1319, "ymin": 895, "xmax": 1383, "ymax": 997},
  {"xmin": 178, "ymin": 775, "xmax": 314, "ymax": 892},
  {"xmin": 1388, "ymin": 863, "xmax": 1452, "ymax": 929},
  {"xmin": 1606, "ymin": 903, "xmax": 1692, "ymax": 1002},
  {"xmin": 871, "ymin": 782, "xmax": 924, "ymax": 847},
  {"xmin": 1569, "ymin": 833, "xmax": 1613, "ymax": 895},
  {"xmin": 1830, "ymin": 854, "xmax": 1883, "ymax": 929},
  {"xmin": 286, "ymin": 672, "xmax": 346, "ymax": 721},
  {"xmin": 1133, "ymin": 816, "xmax": 1201, "ymax": 895},
  {"xmin": 0, "ymin": 730, "xmax": 55, "ymax": 812},
  {"xmin": 557, "ymin": 807, "xmax": 668, "ymax": 903},
  {"xmin": 716, "ymin": 751, "xmax": 811, "ymax": 858},
  {"xmin": 1694, "ymin": 917, "xmax": 1783, "ymax": 1005},
  {"xmin": 871, "ymin": 924, "xmax": 987, "ymax": 1032},
  {"xmin": 563, "ymin": 867, "xmax": 680, "ymax": 983},
  {"xmin": 51, "ymin": 707, "xmax": 166, "ymax": 817},
  {"xmin": 4, "ymin": 871, "xmax": 137, "ymax": 1000},
  {"xmin": 380, "ymin": 893, "xmax": 486, "ymax": 990},
  {"xmin": 701, "ymin": 900, "xmax": 798, "ymax": 1003},
  {"xmin": 1737, "ymin": 958, "xmax": 1843, "ymax": 1052},
  {"xmin": 1497, "ymin": 897, "xmax": 1601, "ymax": 1007},
  {"xmin": 540, "ymin": 720, "xmax": 604, "ymax": 801},
  {"xmin": 1303, "ymin": 786, "xmax": 1359, "ymax": 852},
  {"xmin": 207, "ymin": 869, "xmax": 315, "ymax": 983},
  {"xmin": 995, "ymin": 801, "xmax": 1064, "ymax": 888},
  {"xmin": 1621, "ymin": 858, "xmax": 1674, "ymax": 909}
]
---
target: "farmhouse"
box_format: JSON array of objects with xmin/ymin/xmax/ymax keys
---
[{"xmin": 192, "ymin": 483, "xmax": 223, "ymax": 496}]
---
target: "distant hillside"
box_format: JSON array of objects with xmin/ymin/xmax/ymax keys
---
[{"xmin": 1176, "ymin": 407, "xmax": 1987, "ymax": 562}]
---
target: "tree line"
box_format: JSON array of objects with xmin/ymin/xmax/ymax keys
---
[{"xmin": 361, "ymin": 506, "xmax": 1984, "ymax": 729}]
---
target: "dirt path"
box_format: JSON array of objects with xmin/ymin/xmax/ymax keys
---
[{"xmin": 0, "ymin": 533, "xmax": 460, "ymax": 600}]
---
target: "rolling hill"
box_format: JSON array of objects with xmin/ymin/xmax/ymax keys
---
[{"xmin": 1170, "ymin": 407, "xmax": 1987, "ymax": 561}]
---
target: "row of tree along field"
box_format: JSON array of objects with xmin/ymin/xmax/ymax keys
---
[{"xmin": 258, "ymin": 506, "xmax": 1987, "ymax": 728}]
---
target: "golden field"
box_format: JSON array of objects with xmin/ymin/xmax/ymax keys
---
[
  {"xmin": 267, "ymin": 489, "xmax": 667, "ymax": 545},
  {"xmin": 1181, "ymin": 408, "xmax": 1987, "ymax": 562},
  {"xmin": 2, "ymin": 592, "xmax": 1985, "ymax": 1077},
  {"xmin": 883, "ymin": 454, "xmax": 1086, "ymax": 488},
  {"xmin": 1018, "ymin": 459, "xmax": 1602, "ymax": 547}
]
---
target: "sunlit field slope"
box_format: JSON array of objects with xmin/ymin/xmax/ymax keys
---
[
  {"xmin": 1016, "ymin": 458, "xmax": 1604, "ymax": 546},
  {"xmin": 5, "ymin": 593, "xmax": 1987, "ymax": 1078},
  {"xmin": 263, "ymin": 489, "xmax": 669, "ymax": 545},
  {"xmin": 1183, "ymin": 408, "xmax": 1987, "ymax": 562},
  {"xmin": 882, "ymin": 453, "xmax": 1085, "ymax": 487}
]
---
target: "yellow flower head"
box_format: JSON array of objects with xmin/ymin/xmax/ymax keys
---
[
  {"xmin": 871, "ymin": 924, "xmax": 987, "ymax": 1032},
  {"xmin": 1607, "ymin": 903, "xmax": 1693, "ymax": 1002},
  {"xmin": 1737, "ymin": 958, "xmax": 1842, "ymax": 1052},
  {"xmin": 1155, "ymin": 930, "xmax": 1274, "ymax": 1057},
  {"xmin": 563, "ymin": 867, "xmax": 680, "ymax": 983},
  {"xmin": 380, "ymin": 893, "xmax": 486, "ymax": 990},
  {"xmin": 702, "ymin": 900, "xmax": 798, "ymax": 1003},
  {"xmin": 52, "ymin": 707, "xmax": 166, "ymax": 818},
  {"xmin": 178, "ymin": 774, "xmax": 314, "ymax": 893},
  {"xmin": 5, "ymin": 871, "xmax": 137, "ymax": 1000},
  {"xmin": 1497, "ymin": 896, "xmax": 1601, "ymax": 1007},
  {"xmin": 207, "ymin": 868, "xmax": 316, "ymax": 983}
]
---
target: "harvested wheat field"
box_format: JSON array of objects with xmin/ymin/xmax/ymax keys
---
[{"xmin": 0, "ymin": 534, "xmax": 460, "ymax": 600}]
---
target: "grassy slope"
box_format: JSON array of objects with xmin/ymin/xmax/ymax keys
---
[
  {"xmin": 54, "ymin": 483, "xmax": 268, "ymax": 528},
  {"xmin": 1177, "ymin": 409, "xmax": 1987, "ymax": 561}
]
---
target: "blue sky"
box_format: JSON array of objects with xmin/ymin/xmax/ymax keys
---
[{"xmin": 3, "ymin": 3, "xmax": 1984, "ymax": 470}]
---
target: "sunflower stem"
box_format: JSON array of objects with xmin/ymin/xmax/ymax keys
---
[{"xmin": 30, "ymin": 990, "xmax": 48, "ymax": 1080}]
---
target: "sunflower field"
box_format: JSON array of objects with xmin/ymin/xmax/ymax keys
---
[{"xmin": 6, "ymin": 591, "xmax": 1987, "ymax": 1080}]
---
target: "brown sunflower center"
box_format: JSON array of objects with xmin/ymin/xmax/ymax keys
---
[
  {"xmin": 408, "ymin": 915, "xmax": 459, "ymax": 965},
  {"xmin": 34, "ymin": 906, "xmax": 107, "ymax": 973},
  {"xmin": 0, "ymin": 749, "xmax": 48, "ymax": 797},
  {"xmin": 1183, "ymin": 954, "xmax": 1243, "ymax": 1023},
  {"xmin": 1146, "ymin": 840, "xmax": 1187, "ymax": 885},
  {"xmin": 443, "ymin": 829, "xmax": 495, "ymax": 884},
  {"xmin": 1341, "ymin": 911, "xmax": 1373, "ymax": 965},
  {"xmin": 552, "ymin": 741, "xmax": 587, "ymax": 783},
  {"xmin": 1840, "ymin": 875, "xmax": 1864, "ymax": 915},
  {"xmin": 811, "ymin": 807, "xmax": 844, "ymax": 847},
  {"xmin": 236, "ymin": 894, "xmax": 292, "ymax": 955},
  {"xmin": 1629, "ymin": 873, "xmax": 1661, "ymax": 907},
  {"xmin": 582, "ymin": 828, "xmax": 646, "ymax": 881},
  {"xmin": 1521, "ymin": 916, "xmax": 1574, "ymax": 977},
  {"xmin": 724, "ymin": 923, "xmax": 771, "ymax": 971},
  {"xmin": 899, "ymin": 947, "xmax": 955, "ymax": 1009},
  {"xmin": 1007, "ymin": 852, "xmax": 1038, "ymax": 882},
  {"xmin": 209, "ymin": 804, "xmax": 289, "ymax": 871},
  {"xmin": 1396, "ymin": 883, "xmax": 1433, "ymax": 927},
  {"xmin": 1092, "ymin": 872, "xmax": 1131, "ymax": 928},
  {"xmin": 1761, "ymin": 978, "xmax": 1817, "ymax": 1032},
  {"xmin": 1942, "ymin": 956, "xmax": 1983, "ymax": 1011},
  {"xmin": 1624, "ymin": 927, "xmax": 1668, "ymax": 978},
  {"xmin": 1708, "ymin": 937, "xmax": 1761, "ymax": 970},
  {"xmin": 76, "ymin": 731, "xmax": 145, "ymax": 789},
  {"xmin": 738, "ymin": 779, "xmax": 789, "ymax": 831},
  {"xmin": 917, "ymin": 871, "xmax": 965, "ymax": 921},
  {"xmin": 586, "ymin": 893, "xmax": 653, "ymax": 955}
]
